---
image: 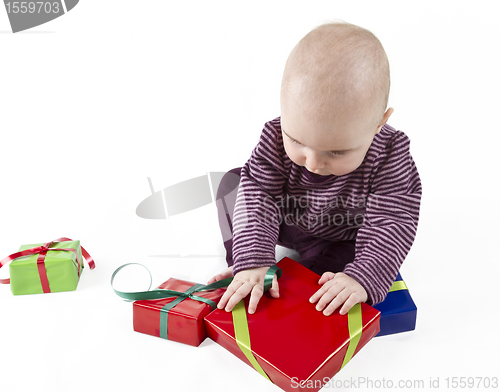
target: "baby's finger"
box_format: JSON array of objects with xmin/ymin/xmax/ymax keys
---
[
  {"xmin": 315, "ymin": 283, "xmax": 343, "ymax": 312},
  {"xmin": 318, "ymin": 272, "xmax": 335, "ymax": 285},
  {"xmin": 323, "ymin": 288, "xmax": 350, "ymax": 316},
  {"xmin": 309, "ymin": 279, "xmax": 336, "ymax": 304},
  {"xmin": 339, "ymin": 293, "xmax": 363, "ymax": 315},
  {"xmin": 268, "ymin": 275, "xmax": 280, "ymax": 298},
  {"xmin": 247, "ymin": 285, "xmax": 264, "ymax": 314},
  {"xmin": 309, "ymin": 286, "xmax": 324, "ymax": 304},
  {"xmin": 217, "ymin": 280, "xmax": 244, "ymax": 310},
  {"xmin": 224, "ymin": 283, "xmax": 252, "ymax": 312},
  {"xmin": 208, "ymin": 267, "xmax": 233, "ymax": 284}
]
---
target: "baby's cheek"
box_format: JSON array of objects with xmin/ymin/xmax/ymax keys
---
[
  {"xmin": 330, "ymin": 156, "xmax": 361, "ymax": 176},
  {"xmin": 285, "ymin": 147, "xmax": 304, "ymax": 166},
  {"xmin": 291, "ymin": 153, "xmax": 305, "ymax": 166}
]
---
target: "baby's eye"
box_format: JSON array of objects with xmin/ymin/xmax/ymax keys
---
[
  {"xmin": 329, "ymin": 150, "xmax": 347, "ymax": 156},
  {"xmin": 288, "ymin": 136, "xmax": 300, "ymax": 144}
]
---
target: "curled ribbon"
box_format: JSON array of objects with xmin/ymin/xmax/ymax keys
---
[
  {"xmin": 0, "ymin": 237, "xmax": 95, "ymax": 293},
  {"xmin": 111, "ymin": 263, "xmax": 236, "ymax": 339}
]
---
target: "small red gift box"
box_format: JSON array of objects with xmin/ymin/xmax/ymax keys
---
[
  {"xmin": 205, "ymin": 257, "xmax": 381, "ymax": 392},
  {"xmin": 132, "ymin": 277, "xmax": 227, "ymax": 347}
]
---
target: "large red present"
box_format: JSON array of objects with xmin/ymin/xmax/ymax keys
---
[
  {"xmin": 204, "ymin": 257, "xmax": 380, "ymax": 392},
  {"xmin": 112, "ymin": 264, "xmax": 230, "ymax": 347}
]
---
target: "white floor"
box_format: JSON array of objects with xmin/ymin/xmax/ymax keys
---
[{"xmin": 1, "ymin": 2, "xmax": 499, "ymax": 391}]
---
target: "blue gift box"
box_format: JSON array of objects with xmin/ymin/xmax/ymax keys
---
[{"xmin": 373, "ymin": 273, "xmax": 417, "ymax": 336}]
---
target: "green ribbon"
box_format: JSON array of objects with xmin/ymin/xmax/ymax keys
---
[
  {"xmin": 231, "ymin": 265, "xmax": 281, "ymax": 382},
  {"xmin": 111, "ymin": 263, "xmax": 233, "ymax": 339},
  {"xmin": 263, "ymin": 265, "xmax": 282, "ymax": 291},
  {"xmin": 233, "ymin": 300, "xmax": 271, "ymax": 381},
  {"xmin": 340, "ymin": 303, "xmax": 363, "ymax": 369},
  {"xmin": 388, "ymin": 280, "xmax": 408, "ymax": 292},
  {"xmin": 231, "ymin": 267, "xmax": 364, "ymax": 383},
  {"xmin": 340, "ymin": 277, "xmax": 408, "ymax": 367}
]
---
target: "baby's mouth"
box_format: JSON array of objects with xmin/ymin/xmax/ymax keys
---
[{"xmin": 305, "ymin": 167, "xmax": 327, "ymax": 176}]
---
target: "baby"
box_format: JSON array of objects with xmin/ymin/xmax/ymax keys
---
[{"xmin": 208, "ymin": 21, "xmax": 422, "ymax": 317}]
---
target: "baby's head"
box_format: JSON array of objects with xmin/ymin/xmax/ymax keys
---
[{"xmin": 280, "ymin": 22, "xmax": 393, "ymax": 176}]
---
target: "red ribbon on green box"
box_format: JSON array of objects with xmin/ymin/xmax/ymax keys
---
[{"xmin": 0, "ymin": 237, "xmax": 95, "ymax": 293}]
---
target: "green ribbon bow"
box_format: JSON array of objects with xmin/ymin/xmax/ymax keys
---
[{"xmin": 111, "ymin": 263, "xmax": 234, "ymax": 339}]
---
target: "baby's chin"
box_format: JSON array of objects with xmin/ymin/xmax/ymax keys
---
[
  {"xmin": 305, "ymin": 166, "xmax": 357, "ymax": 177},
  {"xmin": 305, "ymin": 167, "xmax": 332, "ymax": 177}
]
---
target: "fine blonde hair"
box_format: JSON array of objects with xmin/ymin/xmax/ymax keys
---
[{"xmin": 281, "ymin": 21, "xmax": 391, "ymax": 122}]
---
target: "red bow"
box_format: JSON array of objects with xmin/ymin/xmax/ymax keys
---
[{"xmin": 0, "ymin": 237, "xmax": 95, "ymax": 293}]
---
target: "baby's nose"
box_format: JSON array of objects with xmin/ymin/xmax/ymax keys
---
[{"xmin": 305, "ymin": 150, "xmax": 325, "ymax": 171}]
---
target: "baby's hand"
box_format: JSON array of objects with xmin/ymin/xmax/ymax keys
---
[
  {"xmin": 216, "ymin": 266, "xmax": 279, "ymax": 314},
  {"xmin": 309, "ymin": 272, "xmax": 367, "ymax": 316},
  {"xmin": 207, "ymin": 266, "xmax": 233, "ymax": 285}
]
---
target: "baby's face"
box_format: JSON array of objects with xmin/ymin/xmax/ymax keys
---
[
  {"xmin": 280, "ymin": 23, "xmax": 392, "ymax": 177},
  {"xmin": 281, "ymin": 100, "xmax": 382, "ymax": 177}
]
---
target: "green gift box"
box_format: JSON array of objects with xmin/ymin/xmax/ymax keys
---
[{"xmin": 0, "ymin": 237, "xmax": 95, "ymax": 295}]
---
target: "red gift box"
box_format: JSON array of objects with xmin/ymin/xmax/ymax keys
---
[
  {"xmin": 133, "ymin": 277, "xmax": 227, "ymax": 347},
  {"xmin": 204, "ymin": 257, "xmax": 380, "ymax": 392}
]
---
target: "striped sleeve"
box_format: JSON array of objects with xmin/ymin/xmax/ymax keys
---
[
  {"xmin": 231, "ymin": 120, "xmax": 287, "ymax": 275},
  {"xmin": 343, "ymin": 131, "xmax": 422, "ymax": 305}
]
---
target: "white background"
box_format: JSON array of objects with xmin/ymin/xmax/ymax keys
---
[{"xmin": 1, "ymin": 1, "xmax": 499, "ymax": 391}]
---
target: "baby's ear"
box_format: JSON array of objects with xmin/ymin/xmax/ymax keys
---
[{"xmin": 376, "ymin": 107, "xmax": 394, "ymax": 133}]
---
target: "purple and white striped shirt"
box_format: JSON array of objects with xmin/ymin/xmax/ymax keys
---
[{"xmin": 231, "ymin": 117, "xmax": 422, "ymax": 305}]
